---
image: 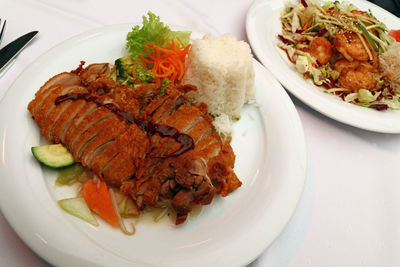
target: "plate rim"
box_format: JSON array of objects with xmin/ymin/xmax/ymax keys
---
[{"xmin": 0, "ymin": 23, "xmax": 307, "ymax": 266}]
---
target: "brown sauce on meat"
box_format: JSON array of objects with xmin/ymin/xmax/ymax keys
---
[{"xmin": 55, "ymin": 93, "xmax": 194, "ymax": 157}]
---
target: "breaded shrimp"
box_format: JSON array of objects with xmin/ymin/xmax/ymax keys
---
[
  {"xmin": 309, "ymin": 37, "xmax": 333, "ymax": 65},
  {"xmin": 370, "ymin": 49, "xmax": 379, "ymax": 69},
  {"xmin": 334, "ymin": 31, "xmax": 370, "ymax": 61},
  {"xmin": 337, "ymin": 61, "xmax": 377, "ymax": 91},
  {"xmin": 334, "ymin": 59, "xmax": 359, "ymax": 73},
  {"xmin": 334, "ymin": 50, "xmax": 379, "ymax": 71}
]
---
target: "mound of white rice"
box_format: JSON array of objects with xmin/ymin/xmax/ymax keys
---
[{"xmin": 182, "ymin": 34, "xmax": 255, "ymax": 137}]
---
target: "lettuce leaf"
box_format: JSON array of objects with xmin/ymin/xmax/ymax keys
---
[
  {"xmin": 127, "ymin": 11, "xmax": 191, "ymax": 56},
  {"xmin": 124, "ymin": 11, "xmax": 191, "ymax": 83}
]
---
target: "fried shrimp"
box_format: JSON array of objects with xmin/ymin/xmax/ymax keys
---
[
  {"xmin": 337, "ymin": 61, "xmax": 377, "ymax": 91},
  {"xmin": 334, "ymin": 32, "xmax": 370, "ymax": 61},
  {"xmin": 334, "ymin": 59, "xmax": 360, "ymax": 73},
  {"xmin": 309, "ymin": 37, "xmax": 333, "ymax": 65},
  {"xmin": 370, "ymin": 49, "xmax": 379, "ymax": 69}
]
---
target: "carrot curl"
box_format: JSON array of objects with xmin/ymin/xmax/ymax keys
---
[{"xmin": 138, "ymin": 38, "xmax": 191, "ymax": 84}]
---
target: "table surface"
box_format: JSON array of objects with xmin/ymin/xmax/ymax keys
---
[{"xmin": 1, "ymin": 0, "xmax": 400, "ymax": 266}]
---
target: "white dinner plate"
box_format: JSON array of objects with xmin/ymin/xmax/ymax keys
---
[
  {"xmin": 246, "ymin": 0, "xmax": 400, "ymax": 133},
  {"xmin": 0, "ymin": 24, "xmax": 306, "ymax": 267}
]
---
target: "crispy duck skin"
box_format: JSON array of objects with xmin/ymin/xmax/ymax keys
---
[
  {"xmin": 28, "ymin": 62, "xmax": 241, "ymax": 225},
  {"xmin": 34, "ymin": 72, "xmax": 81, "ymax": 96}
]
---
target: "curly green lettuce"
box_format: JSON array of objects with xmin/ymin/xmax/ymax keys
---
[{"xmin": 121, "ymin": 11, "xmax": 191, "ymax": 84}]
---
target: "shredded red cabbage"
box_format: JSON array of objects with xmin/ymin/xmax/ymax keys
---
[
  {"xmin": 327, "ymin": 78, "xmax": 336, "ymax": 88},
  {"xmin": 371, "ymin": 104, "xmax": 389, "ymax": 110},
  {"xmin": 278, "ymin": 34, "xmax": 294, "ymax": 45},
  {"xmin": 317, "ymin": 28, "xmax": 328, "ymax": 36}
]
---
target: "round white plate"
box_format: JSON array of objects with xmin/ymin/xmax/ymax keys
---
[
  {"xmin": 246, "ymin": 0, "xmax": 400, "ymax": 133},
  {"xmin": 0, "ymin": 24, "xmax": 306, "ymax": 267}
]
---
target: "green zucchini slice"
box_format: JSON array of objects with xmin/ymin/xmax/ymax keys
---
[{"xmin": 31, "ymin": 144, "xmax": 75, "ymax": 168}]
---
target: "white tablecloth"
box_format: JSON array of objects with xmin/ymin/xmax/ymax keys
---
[{"xmin": 1, "ymin": 0, "xmax": 400, "ymax": 266}]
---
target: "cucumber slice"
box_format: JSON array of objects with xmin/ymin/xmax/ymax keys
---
[
  {"xmin": 31, "ymin": 144, "xmax": 75, "ymax": 168},
  {"xmin": 58, "ymin": 197, "xmax": 99, "ymax": 226}
]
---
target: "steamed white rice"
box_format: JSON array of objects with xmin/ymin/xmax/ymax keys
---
[{"xmin": 182, "ymin": 34, "xmax": 255, "ymax": 137}]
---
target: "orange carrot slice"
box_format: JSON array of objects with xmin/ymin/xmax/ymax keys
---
[{"xmin": 82, "ymin": 179, "xmax": 119, "ymax": 227}]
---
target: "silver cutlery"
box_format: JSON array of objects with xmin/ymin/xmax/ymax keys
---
[
  {"xmin": 0, "ymin": 30, "xmax": 38, "ymax": 73},
  {"xmin": 0, "ymin": 19, "xmax": 6, "ymax": 45}
]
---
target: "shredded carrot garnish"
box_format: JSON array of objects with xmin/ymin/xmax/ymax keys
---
[
  {"xmin": 131, "ymin": 64, "xmax": 137, "ymax": 79},
  {"xmin": 100, "ymin": 65, "xmax": 117, "ymax": 77},
  {"xmin": 302, "ymin": 19, "xmax": 309, "ymax": 30},
  {"xmin": 138, "ymin": 38, "xmax": 191, "ymax": 84}
]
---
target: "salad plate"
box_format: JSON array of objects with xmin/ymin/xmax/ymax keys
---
[
  {"xmin": 246, "ymin": 0, "xmax": 400, "ymax": 133},
  {"xmin": 0, "ymin": 24, "xmax": 306, "ymax": 266}
]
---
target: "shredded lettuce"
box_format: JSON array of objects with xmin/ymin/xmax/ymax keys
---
[
  {"xmin": 333, "ymin": 1, "xmax": 357, "ymax": 12},
  {"xmin": 295, "ymin": 54, "xmax": 324, "ymax": 85},
  {"xmin": 382, "ymin": 98, "xmax": 400, "ymax": 109},
  {"xmin": 325, "ymin": 87, "xmax": 400, "ymax": 110},
  {"xmin": 344, "ymin": 92, "xmax": 358, "ymax": 102},
  {"xmin": 295, "ymin": 55, "xmax": 310, "ymax": 74},
  {"xmin": 358, "ymin": 89, "xmax": 378, "ymax": 103}
]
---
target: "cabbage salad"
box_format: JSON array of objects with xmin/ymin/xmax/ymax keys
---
[{"xmin": 278, "ymin": 0, "xmax": 400, "ymax": 110}]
